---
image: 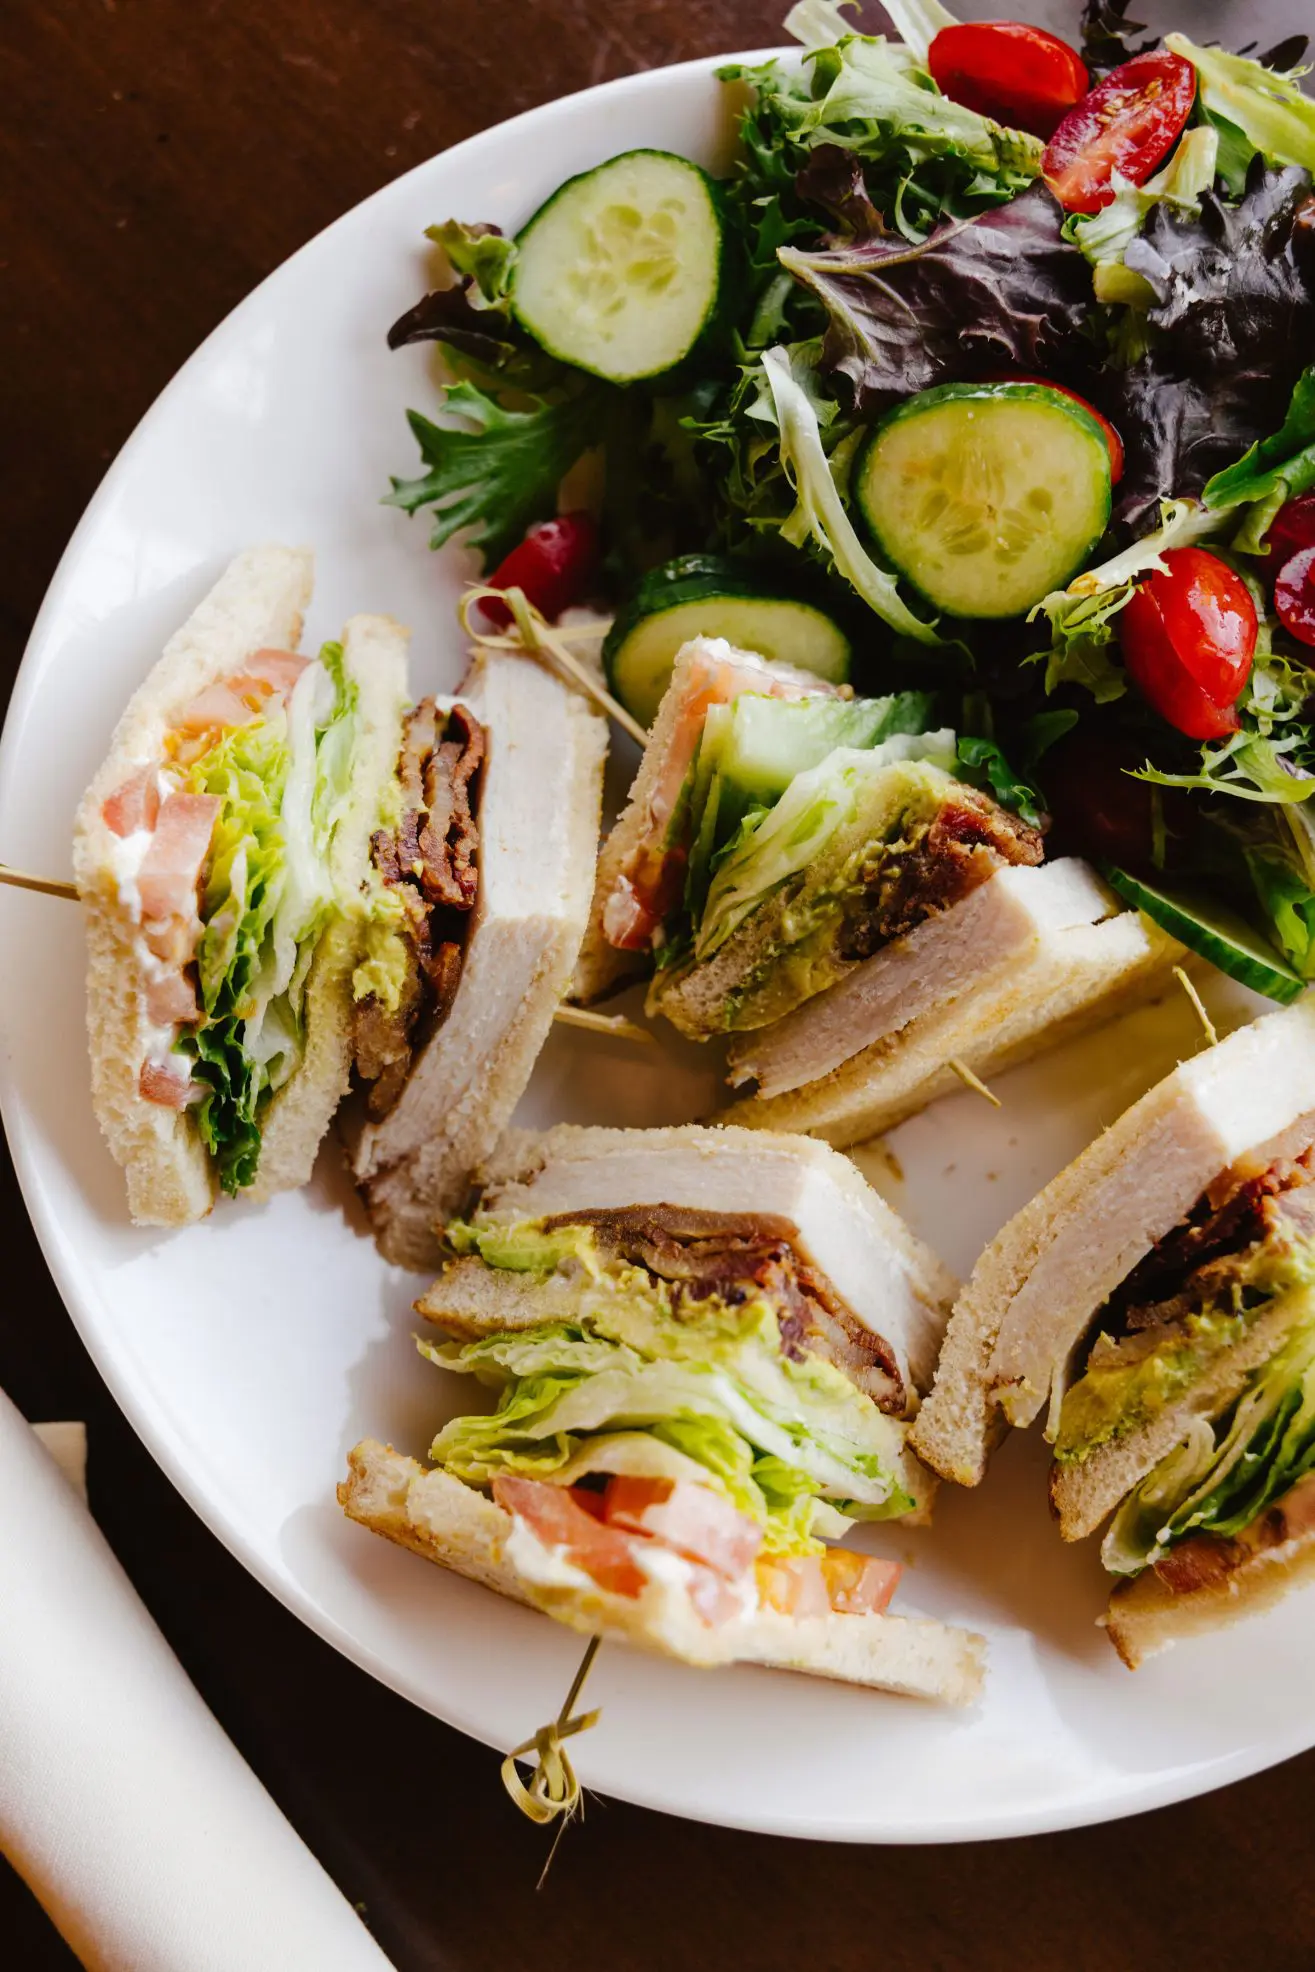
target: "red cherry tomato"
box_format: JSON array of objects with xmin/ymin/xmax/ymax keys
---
[
  {"xmin": 1276, "ymin": 546, "xmax": 1315, "ymax": 650},
  {"xmin": 1267, "ymin": 495, "xmax": 1315, "ymax": 565},
  {"xmin": 481, "ymin": 511, "xmax": 599, "ymax": 628},
  {"xmin": 928, "ymin": 21, "xmax": 1088, "ymax": 140},
  {"xmin": 1043, "ymin": 49, "xmax": 1197, "ymax": 214},
  {"xmin": 1121, "ymin": 548, "xmax": 1258, "ymax": 741},
  {"xmin": 981, "ymin": 373, "xmax": 1124, "ymax": 482}
]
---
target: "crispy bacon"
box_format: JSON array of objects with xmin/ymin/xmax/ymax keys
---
[
  {"xmin": 352, "ymin": 701, "xmax": 486, "ymax": 1120},
  {"xmin": 102, "ymin": 767, "xmax": 160, "ymax": 838},
  {"xmin": 139, "ymin": 1059, "xmax": 195, "ymax": 1108},
  {"xmin": 841, "ymin": 788, "xmax": 1045, "ymax": 961},
  {"xmin": 540, "ymin": 1204, "xmax": 908, "ymax": 1412},
  {"xmin": 136, "ymin": 793, "xmax": 220, "ymax": 923}
]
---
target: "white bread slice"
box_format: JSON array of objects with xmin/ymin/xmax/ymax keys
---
[
  {"xmin": 249, "ymin": 614, "xmax": 410, "ymax": 1201},
  {"xmin": 571, "ymin": 638, "xmax": 812, "ymax": 1006},
  {"xmin": 73, "ymin": 545, "xmax": 313, "ymax": 1227},
  {"xmin": 339, "ymin": 1438, "xmax": 986, "ymax": 1705},
  {"xmin": 1049, "ymin": 1289, "xmax": 1314, "ymax": 1541},
  {"xmin": 728, "ymin": 859, "xmax": 1117, "ymax": 1098},
  {"xmin": 1104, "ymin": 1528, "xmax": 1315, "ymax": 1668},
  {"xmin": 347, "ymin": 651, "xmax": 607, "ymax": 1271},
  {"xmin": 469, "ymin": 1122, "xmax": 958, "ymax": 1400},
  {"xmin": 912, "ymin": 998, "xmax": 1315, "ymax": 1488},
  {"xmin": 720, "ymin": 908, "xmax": 1183, "ymax": 1147}
]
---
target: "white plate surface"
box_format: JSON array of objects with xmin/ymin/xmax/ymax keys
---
[{"xmin": 2, "ymin": 43, "xmax": 1311, "ymax": 1844}]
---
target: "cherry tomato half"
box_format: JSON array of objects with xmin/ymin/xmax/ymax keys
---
[
  {"xmin": 1121, "ymin": 548, "xmax": 1258, "ymax": 741},
  {"xmin": 481, "ymin": 511, "xmax": 599, "ymax": 628},
  {"xmin": 928, "ymin": 21, "xmax": 1088, "ymax": 140},
  {"xmin": 1043, "ymin": 49, "xmax": 1197, "ymax": 215},
  {"xmin": 981, "ymin": 372, "xmax": 1124, "ymax": 482},
  {"xmin": 1267, "ymin": 495, "xmax": 1315, "ymax": 565},
  {"xmin": 1276, "ymin": 546, "xmax": 1315, "ymax": 650}
]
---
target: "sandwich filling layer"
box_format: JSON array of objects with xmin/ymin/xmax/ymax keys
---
[
  {"xmin": 595, "ymin": 655, "xmax": 1042, "ymax": 1040},
  {"xmin": 101, "ymin": 641, "xmax": 366, "ymax": 1191},
  {"xmin": 413, "ymin": 1206, "xmax": 930, "ymax": 1628},
  {"xmin": 350, "ymin": 698, "xmax": 486, "ymax": 1118},
  {"xmin": 1048, "ymin": 1141, "xmax": 1315, "ymax": 1601},
  {"xmin": 1055, "ymin": 1147, "xmax": 1315, "ymax": 1468}
]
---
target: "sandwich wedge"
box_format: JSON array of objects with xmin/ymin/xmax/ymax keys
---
[
  {"xmin": 575, "ymin": 638, "xmax": 1180, "ymax": 1141},
  {"xmin": 340, "ymin": 1123, "xmax": 985, "ymax": 1704},
  {"xmin": 74, "ymin": 546, "xmax": 409, "ymax": 1225},
  {"xmin": 912, "ymin": 997, "xmax": 1315, "ymax": 1665},
  {"xmin": 343, "ymin": 648, "xmax": 607, "ymax": 1269}
]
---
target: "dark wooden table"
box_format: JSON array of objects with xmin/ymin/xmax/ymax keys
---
[{"xmin": 5, "ymin": 3, "xmax": 1315, "ymax": 1965}]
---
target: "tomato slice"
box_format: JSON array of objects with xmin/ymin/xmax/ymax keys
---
[
  {"xmin": 928, "ymin": 21, "xmax": 1088, "ymax": 140},
  {"xmin": 481, "ymin": 511, "xmax": 599, "ymax": 628},
  {"xmin": 601, "ymin": 1476, "xmax": 763, "ymax": 1578},
  {"xmin": 1043, "ymin": 49, "xmax": 1197, "ymax": 215},
  {"xmin": 1120, "ymin": 547, "xmax": 1258, "ymax": 741},
  {"xmin": 1276, "ymin": 546, "xmax": 1315, "ymax": 650},
  {"xmin": 492, "ymin": 1475, "xmax": 647, "ymax": 1597},
  {"xmin": 1267, "ymin": 496, "xmax": 1315, "ymax": 565},
  {"xmin": 981, "ymin": 372, "xmax": 1124, "ymax": 482}
]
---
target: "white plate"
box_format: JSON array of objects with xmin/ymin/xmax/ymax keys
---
[{"xmin": 3, "ymin": 40, "xmax": 1312, "ymax": 1845}]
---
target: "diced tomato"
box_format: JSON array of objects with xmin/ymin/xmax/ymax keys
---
[
  {"xmin": 173, "ymin": 680, "xmax": 263, "ymax": 738},
  {"xmin": 481, "ymin": 513, "xmax": 600, "ymax": 629},
  {"xmin": 569, "ymin": 1485, "xmax": 608, "ymax": 1521},
  {"xmin": 756, "ymin": 1555, "xmax": 832, "ymax": 1619},
  {"xmin": 1043, "ymin": 49, "xmax": 1197, "ymax": 215},
  {"xmin": 602, "ymin": 1476, "xmax": 763, "ymax": 1578},
  {"xmin": 1120, "ymin": 548, "xmax": 1258, "ymax": 741},
  {"xmin": 493, "ymin": 1476, "xmax": 647, "ymax": 1598},
  {"xmin": 820, "ymin": 1548, "xmax": 902, "ymax": 1616},
  {"xmin": 1276, "ymin": 546, "xmax": 1315, "ymax": 651},
  {"xmin": 136, "ymin": 793, "xmax": 220, "ymax": 922},
  {"xmin": 241, "ymin": 648, "xmax": 310, "ymax": 692},
  {"xmin": 1266, "ymin": 496, "xmax": 1315, "ymax": 565},
  {"xmin": 145, "ymin": 969, "xmax": 199, "ymax": 1025},
  {"xmin": 138, "ymin": 1058, "xmax": 196, "ymax": 1108},
  {"xmin": 928, "ymin": 21, "xmax": 1088, "ymax": 141},
  {"xmin": 102, "ymin": 767, "xmax": 160, "ymax": 839},
  {"xmin": 981, "ymin": 373, "xmax": 1124, "ymax": 483},
  {"xmin": 602, "ymin": 646, "xmax": 815, "ymax": 952}
]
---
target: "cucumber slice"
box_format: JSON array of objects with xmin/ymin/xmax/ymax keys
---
[
  {"xmin": 854, "ymin": 383, "xmax": 1112, "ymax": 620},
  {"xmin": 1105, "ymin": 866, "xmax": 1306, "ymax": 1004},
  {"xmin": 603, "ymin": 556, "xmax": 853, "ymax": 729},
  {"xmin": 512, "ymin": 151, "xmax": 727, "ymax": 384}
]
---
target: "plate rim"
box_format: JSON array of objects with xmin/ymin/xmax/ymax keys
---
[{"xmin": 4, "ymin": 40, "xmax": 1315, "ymax": 1845}]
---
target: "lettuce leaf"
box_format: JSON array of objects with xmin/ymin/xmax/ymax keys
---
[
  {"xmin": 385, "ymin": 378, "xmax": 606, "ymax": 566},
  {"xmin": 1103, "ymin": 1313, "xmax": 1315, "ymax": 1576},
  {"xmin": 1205, "ymin": 365, "xmax": 1315, "ymax": 518},
  {"xmin": 759, "ymin": 343, "xmax": 941, "ymax": 642},
  {"xmin": 781, "ymin": 181, "xmax": 1092, "ymax": 417},
  {"xmin": 180, "ymin": 646, "xmax": 361, "ymax": 1193},
  {"xmin": 1070, "ymin": 125, "xmax": 1219, "ymax": 300},
  {"xmin": 1167, "ymin": 35, "xmax": 1315, "ymax": 176},
  {"xmin": 695, "ymin": 745, "xmax": 954, "ymax": 962},
  {"xmin": 424, "ymin": 1319, "xmax": 914, "ymax": 1520}
]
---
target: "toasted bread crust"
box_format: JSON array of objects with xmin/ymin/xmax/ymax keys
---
[
  {"xmin": 1105, "ymin": 1520, "xmax": 1315, "ymax": 1668},
  {"xmin": 339, "ymin": 1439, "xmax": 985, "ymax": 1703}
]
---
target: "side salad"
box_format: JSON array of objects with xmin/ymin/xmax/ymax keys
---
[{"xmin": 384, "ymin": 0, "xmax": 1315, "ymax": 1003}]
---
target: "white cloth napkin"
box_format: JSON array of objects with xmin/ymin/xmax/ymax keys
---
[{"xmin": 0, "ymin": 1388, "xmax": 397, "ymax": 1971}]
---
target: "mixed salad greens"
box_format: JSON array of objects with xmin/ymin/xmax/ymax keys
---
[{"xmin": 385, "ymin": 0, "xmax": 1315, "ymax": 1003}]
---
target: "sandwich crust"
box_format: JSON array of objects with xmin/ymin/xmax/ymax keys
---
[
  {"xmin": 73, "ymin": 545, "xmax": 313, "ymax": 1227},
  {"xmin": 1105, "ymin": 1513, "xmax": 1315, "ymax": 1669},
  {"xmin": 339, "ymin": 1438, "xmax": 986, "ymax": 1704}
]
